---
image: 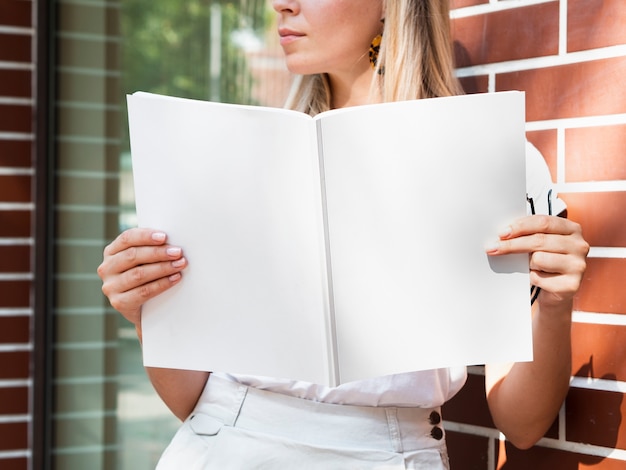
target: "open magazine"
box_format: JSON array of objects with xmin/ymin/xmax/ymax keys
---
[{"xmin": 127, "ymin": 91, "xmax": 532, "ymax": 386}]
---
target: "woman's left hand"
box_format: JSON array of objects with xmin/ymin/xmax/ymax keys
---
[
  {"xmin": 486, "ymin": 214, "xmax": 589, "ymax": 310},
  {"xmin": 484, "ymin": 214, "xmax": 589, "ymax": 448}
]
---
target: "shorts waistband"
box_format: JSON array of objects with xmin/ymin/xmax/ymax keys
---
[{"xmin": 188, "ymin": 374, "xmax": 446, "ymax": 453}]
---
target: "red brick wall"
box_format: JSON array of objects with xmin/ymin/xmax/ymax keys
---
[
  {"xmin": 446, "ymin": 0, "xmax": 626, "ymax": 468},
  {"xmin": 0, "ymin": 0, "xmax": 35, "ymax": 468},
  {"xmin": 3, "ymin": 0, "xmax": 625, "ymax": 468}
]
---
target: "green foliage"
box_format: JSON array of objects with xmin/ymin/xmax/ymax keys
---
[
  {"xmin": 120, "ymin": 0, "xmax": 268, "ymax": 102},
  {"xmin": 119, "ymin": 0, "xmax": 271, "ymax": 148}
]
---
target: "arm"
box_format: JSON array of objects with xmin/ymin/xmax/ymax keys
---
[
  {"xmin": 484, "ymin": 214, "xmax": 589, "ymax": 449},
  {"xmin": 98, "ymin": 228, "xmax": 209, "ymax": 421},
  {"xmin": 145, "ymin": 367, "xmax": 209, "ymax": 421}
]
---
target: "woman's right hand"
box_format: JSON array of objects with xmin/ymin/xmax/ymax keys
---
[
  {"xmin": 99, "ymin": 228, "xmax": 206, "ymax": 420},
  {"xmin": 97, "ymin": 228, "xmax": 187, "ymax": 328}
]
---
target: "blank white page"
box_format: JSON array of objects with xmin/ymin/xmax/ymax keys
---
[
  {"xmin": 317, "ymin": 92, "xmax": 532, "ymax": 382},
  {"xmin": 128, "ymin": 93, "xmax": 333, "ymax": 383}
]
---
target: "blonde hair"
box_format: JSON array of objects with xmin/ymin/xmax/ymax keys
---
[{"xmin": 285, "ymin": 0, "xmax": 462, "ymax": 115}]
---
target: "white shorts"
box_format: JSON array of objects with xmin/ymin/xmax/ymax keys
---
[{"xmin": 157, "ymin": 375, "xmax": 450, "ymax": 469}]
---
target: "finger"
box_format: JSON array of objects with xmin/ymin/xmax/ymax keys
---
[
  {"xmin": 529, "ymin": 270, "xmax": 583, "ymax": 300},
  {"xmin": 104, "ymin": 227, "xmax": 168, "ymax": 257},
  {"xmin": 101, "ymin": 244, "xmax": 184, "ymax": 279},
  {"xmin": 493, "ymin": 231, "xmax": 589, "ymax": 258},
  {"xmin": 486, "ymin": 233, "xmax": 574, "ymax": 256},
  {"xmin": 102, "ymin": 256, "xmax": 187, "ymax": 299},
  {"xmin": 106, "ymin": 272, "xmax": 183, "ymax": 323},
  {"xmin": 529, "ymin": 251, "xmax": 586, "ymax": 276},
  {"xmin": 500, "ymin": 215, "xmax": 581, "ymax": 239},
  {"xmin": 487, "ymin": 217, "xmax": 588, "ymax": 257},
  {"xmin": 121, "ymin": 257, "xmax": 187, "ymax": 291}
]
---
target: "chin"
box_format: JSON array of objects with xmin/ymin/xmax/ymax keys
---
[{"xmin": 283, "ymin": 57, "xmax": 324, "ymax": 76}]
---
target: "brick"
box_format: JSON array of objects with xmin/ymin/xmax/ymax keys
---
[
  {"xmin": 0, "ymin": 0, "xmax": 32, "ymax": 28},
  {"xmin": 0, "ymin": 70, "xmax": 31, "ymax": 98},
  {"xmin": 0, "ymin": 105, "xmax": 32, "ymax": 134},
  {"xmin": 458, "ymin": 73, "xmax": 489, "ymax": 95},
  {"xmin": 447, "ymin": 431, "xmax": 490, "ymax": 469},
  {"xmin": 0, "ymin": 316, "xmax": 29, "ymax": 343},
  {"xmin": 560, "ymin": 192, "xmax": 626, "ymax": 248},
  {"xmin": 497, "ymin": 441, "xmax": 626, "ymax": 469},
  {"xmin": 0, "ymin": 351, "xmax": 29, "ymax": 379},
  {"xmin": 452, "ymin": 2, "xmax": 559, "ymax": 67},
  {"xmin": 568, "ymin": 0, "xmax": 626, "ymax": 52},
  {"xmin": 497, "ymin": 57, "xmax": 626, "ymax": 122},
  {"xmin": 526, "ymin": 130, "xmax": 558, "ymax": 182},
  {"xmin": 451, "ymin": 0, "xmax": 487, "ymax": 9},
  {"xmin": 0, "ymin": 33, "xmax": 31, "ymax": 63},
  {"xmin": 443, "ymin": 373, "xmax": 494, "ymax": 428},
  {"xmin": 574, "ymin": 258, "xmax": 626, "ymax": 314},
  {"xmin": 565, "ymin": 125, "xmax": 626, "ymax": 182},
  {"xmin": 0, "ymin": 245, "xmax": 30, "ymax": 272},
  {"xmin": 572, "ymin": 193, "xmax": 613, "ymax": 242},
  {"xmin": 566, "ymin": 387, "xmax": 625, "ymax": 449},
  {"xmin": 0, "ymin": 458, "xmax": 28, "ymax": 470},
  {"xmin": 572, "ymin": 323, "xmax": 626, "ymax": 382},
  {"xmin": 0, "ymin": 175, "xmax": 31, "ymax": 203},
  {"xmin": 0, "ymin": 141, "xmax": 32, "ymax": 168},
  {"xmin": 0, "ymin": 210, "xmax": 31, "ymax": 237},
  {"xmin": 0, "ymin": 422, "xmax": 27, "ymax": 451},
  {"xmin": 0, "ymin": 281, "xmax": 30, "ymax": 308},
  {"xmin": 0, "ymin": 386, "xmax": 28, "ymax": 414}
]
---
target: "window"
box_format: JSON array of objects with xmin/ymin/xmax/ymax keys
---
[{"xmin": 53, "ymin": 1, "xmax": 290, "ymax": 467}]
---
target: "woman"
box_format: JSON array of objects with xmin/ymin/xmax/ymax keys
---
[{"xmin": 98, "ymin": 0, "xmax": 589, "ymax": 467}]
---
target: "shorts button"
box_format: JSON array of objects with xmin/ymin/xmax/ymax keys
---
[
  {"xmin": 430, "ymin": 426, "xmax": 444, "ymax": 440},
  {"xmin": 429, "ymin": 411, "xmax": 441, "ymax": 425}
]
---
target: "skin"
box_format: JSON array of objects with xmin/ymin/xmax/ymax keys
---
[
  {"xmin": 484, "ymin": 214, "xmax": 588, "ymax": 448},
  {"xmin": 274, "ymin": 0, "xmax": 383, "ymax": 108},
  {"xmin": 97, "ymin": 0, "xmax": 590, "ymax": 449}
]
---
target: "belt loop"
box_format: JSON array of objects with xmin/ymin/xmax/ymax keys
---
[
  {"xmin": 229, "ymin": 383, "xmax": 248, "ymax": 427},
  {"xmin": 385, "ymin": 407, "xmax": 403, "ymax": 453},
  {"xmin": 200, "ymin": 376, "xmax": 249, "ymax": 427}
]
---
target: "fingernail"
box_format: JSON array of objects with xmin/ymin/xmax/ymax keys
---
[
  {"xmin": 484, "ymin": 240, "xmax": 500, "ymax": 253},
  {"xmin": 152, "ymin": 232, "xmax": 166, "ymax": 242},
  {"xmin": 166, "ymin": 247, "xmax": 182, "ymax": 257},
  {"xmin": 169, "ymin": 273, "xmax": 181, "ymax": 282},
  {"xmin": 171, "ymin": 257, "xmax": 186, "ymax": 268},
  {"xmin": 498, "ymin": 226, "xmax": 512, "ymax": 238}
]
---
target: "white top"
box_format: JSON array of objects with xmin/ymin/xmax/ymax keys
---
[{"xmin": 217, "ymin": 142, "xmax": 565, "ymax": 408}]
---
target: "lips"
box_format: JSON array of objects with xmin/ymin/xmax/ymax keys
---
[{"xmin": 278, "ymin": 27, "xmax": 305, "ymax": 46}]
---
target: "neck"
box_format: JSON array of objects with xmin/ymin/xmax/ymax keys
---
[{"xmin": 328, "ymin": 67, "xmax": 378, "ymax": 109}]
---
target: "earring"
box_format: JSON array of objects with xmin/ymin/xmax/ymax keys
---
[
  {"xmin": 369, "ymin": 33, "xmax": 382, "ymax": 69},
  {"xmin": 369, "ymin": 19, "xmax": 385, "ymax": 74}
]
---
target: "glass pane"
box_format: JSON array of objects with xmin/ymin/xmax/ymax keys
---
[
  {"xmin": 117, "ymin": 0, "xmax": 291, "ymax": 468},
  {"xmin": 54, "ymin": 0, "xmax": 123, "ymax": 467},
  {"xmin": 53, "ymin": 0, "xmax": 291, "ymax": 468}
]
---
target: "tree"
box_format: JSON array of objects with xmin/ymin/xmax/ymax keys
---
[{"xmin": 119, "ymin": 0, "xmax": 269, "ymax": 144}]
